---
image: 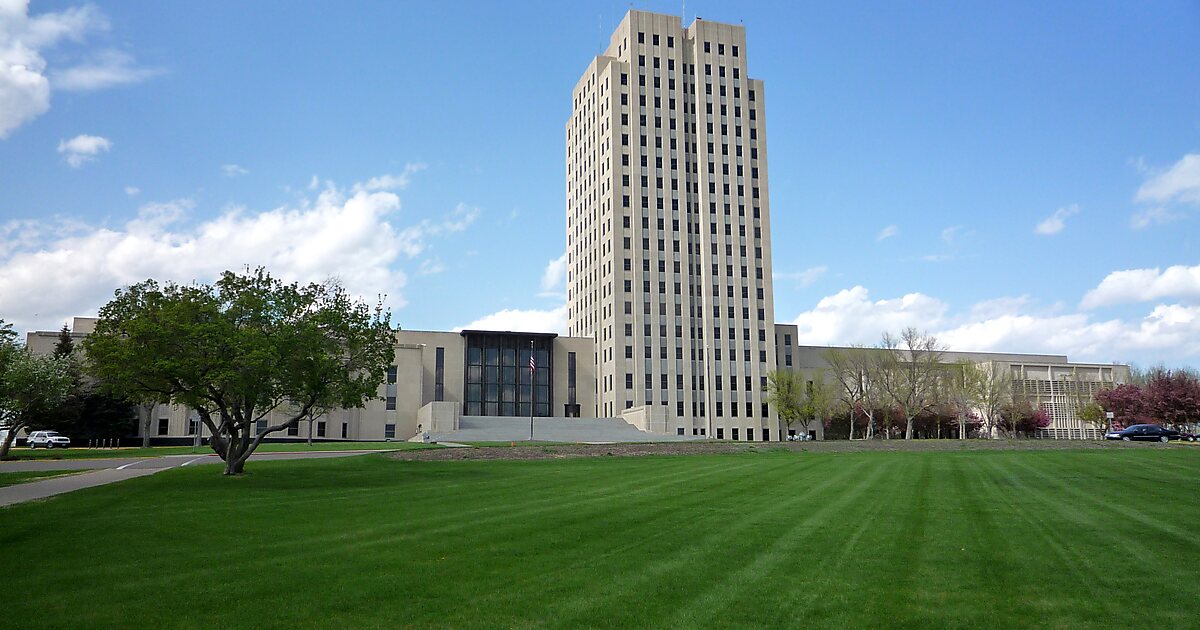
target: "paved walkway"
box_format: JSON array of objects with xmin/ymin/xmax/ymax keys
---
[{"xmin": 0, "ymin": 450, "xmax": 389, "ymax": 507}]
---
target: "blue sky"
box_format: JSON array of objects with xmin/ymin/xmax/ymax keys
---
[{"xmin": 1, "ymin": 0, "xmax": 1198, "ymax": 366}]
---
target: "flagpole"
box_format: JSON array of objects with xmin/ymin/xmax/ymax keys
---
[{"xmin": 529, "ymin": 340, "xmax": 535, "ymax": 441}]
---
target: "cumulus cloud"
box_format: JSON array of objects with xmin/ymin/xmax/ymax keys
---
[
  {"xmin": 57, "ymin": 133, "xmax": 110, "ymax": 167},
  {"xmin": 454, "ymin": 305, "xmax": 568, "ymax": 335},
  {"xmin": 1081, "ymin": 264, "xmax": 1200, "ymax": 309},
  {"xmin": 0, "ymin": 172, "xmax": 472, "ymax": 334},
  {"xmin": 0, "ymin": 2, "xmax": 154, "ymax": 138},
  {"xmin": 124, "ymin": 185, "xmax": 139, "ymax": 197},
  {"xmin": 1034, "ymin": 204, "xmax": 1079, "ymax": 235},
  {"xmin": 539, "ymin": 252, "xmax": 567, "ymax": 295},
  {"xmin": 876, "ymin": 225, "xmax": 898, "ymax": 242},
  {"xmin": 220, "ymin": 163, "xmax": 248, "ymax": 177},
  {"xmin": 774, "ymin": 265, "xmax": 827, "ymax": 288},
  {"xmin": 787, "ymin": 284, "xmax": 1200, "ymax": 363},
  {"xmin": 790, "ymin": 286, "xmax": 948, "ymax": 345}
]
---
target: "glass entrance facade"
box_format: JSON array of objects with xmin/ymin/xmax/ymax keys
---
[{"xmin": 463, "ymin": 332, "xmax": 553, "ymax": 417}]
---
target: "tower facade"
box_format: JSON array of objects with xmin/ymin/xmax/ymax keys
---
[{"xmin": 565, "ymin": 11, "xmax": 778, "ymax": 439}]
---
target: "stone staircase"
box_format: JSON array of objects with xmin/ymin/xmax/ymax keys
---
[{"xmin": 428, "ymin": 415, "xmax": 704, "ymax": 443}]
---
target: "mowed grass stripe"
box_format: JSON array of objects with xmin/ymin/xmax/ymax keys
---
[
  {"xmin": 545, "ymin": 455, "xmax": 863, "ymax": 627},
  {"xmin": 669, "ymin": 457, "xmax": 897, "ymax": 627},
  {"xmin": 2, "ymin": 448, "xmax": 1199, "ymax": 628},
  {"xmin": 9, "ymin": 454, "xmax": 771, "ymax": 606}
]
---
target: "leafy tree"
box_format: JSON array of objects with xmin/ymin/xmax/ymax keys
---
[
  {"xmin": 84, "ymin": 268, "xmax": 395, "ymax": 475},
  {"xmin": 1076, "ymin": 401, "xmax": 1107, "ymax": 435},
  {"xmin": 1096, "ymin": 384, "xmax": 1144, "ymax": 429},
  {"xmin": 765, "ymin": 370, "xmax": 804, "ymax": 437},
  {"xmin": 797, "ymin": 369, "xmax": 835, "ymax": 438},
  {"xmin": 0, "ymin": 349, "xmax": 76, "ymax": 459},
  {"xmin": 1142, "ymin": 368, "xmax": 1200, "ymax": 431},
  {"xmin": 874, "ymin": 328, "xmax": 947, "ymax": 439}
]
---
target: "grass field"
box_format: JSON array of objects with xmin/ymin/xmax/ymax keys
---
[
  {"xmin": 1, "ymin": 447, "xmax": 1198, "ymax": 628},
  {"xmin": 4, "ymin": 441, "xmax": 439, "ymax": 460},
  {"xmin": 0, "ymin": 470, "xmax": 78, "ymax": 487}
]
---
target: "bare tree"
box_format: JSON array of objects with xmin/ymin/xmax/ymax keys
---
[
  {"xmin": 975, "ymin": 361, "xmax": 1012, "ymax": 438},
  {"xmin": 825, "ymin": 346, "xmax": 883, "ymax": 440},
  {"xmin": 874, "ymin": 328, "xmax": 947, "ymax": 439},
  {"xmin": 945, "ymin": 360, "xmax": 982, "ymax": 439}
]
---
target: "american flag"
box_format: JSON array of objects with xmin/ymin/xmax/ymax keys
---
[{"xmin": 529, "ymin": 352, "xmax": 536, "ymax": 373}]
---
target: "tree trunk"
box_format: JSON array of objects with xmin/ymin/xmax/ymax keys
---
[
  {"xmin": 905, "ymin": 417, "xmax": 915, "ymax": 440},
  {"xmin": 140, "ymin": 403, "xmax": 155, "ymax": 448},
  {"xmin": 0, "ymin": 423, "xmax": 24, "ymax": 460}
]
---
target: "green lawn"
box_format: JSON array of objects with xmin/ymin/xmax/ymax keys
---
[
  {"xmin": 1, "ymin": 448, "xmax": 1198, "ymax": 628},
  {"xmin": 4, "ymin": 441, "xmax": 439, "ymax": 460},
  {"xmin": 0, "ymin": 470, "xmax": 78, "ymax": 487}
]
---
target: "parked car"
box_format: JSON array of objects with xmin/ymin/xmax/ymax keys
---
[
  {"xmin": 786, "ymin": 433, "xmax": 813, "ymax": 442},
  {"xmin": 1105, "ymin": 424, "xmax": 1184, "ymax": 443},
  {"xmin": 26, "ymin": 430, "xmax": 71, "ymax": 449}
]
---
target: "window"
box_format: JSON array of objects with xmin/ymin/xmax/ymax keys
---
[
  {"xmin": 677, "ymin": 427, "xmax": 685, "ymax": 435},
  {"xmin": 717, "ymin": 428, "xmax": 724, "ymax": 439},
  {"xmin": 341, "ymin": 423, "xmax": 349, "ymax": 439},
  {"xmin": 464, "ymin": 333, "xmax": 552, "ymax": 417},
  {"xmin": 317, "ymin": 421, "xmax": 327, "ymax": 437},
  {"xmin": 732, "ymin": 427, "xmax": 740, "ymax": 441},
  {"xmin": 385, "ymin": 423, "xmax": 396, "ymax": 439},
  {"xmin": 386, "ymin": 365, "xmax": 397, "ymax": 410},
  {"xmin": 256, "ymin": 419, "xmax": 267, "ymax": 434},
  {"xmin": 287, "ymin": 423, "xmax": 299, "ymax": 437},
  {"xmin": 434, "ymin": 347, "xmax": 445, "ymax": 401},
  {"xmin": 157, "ymin": 418, "xmax": 169, "ymax": 436}
]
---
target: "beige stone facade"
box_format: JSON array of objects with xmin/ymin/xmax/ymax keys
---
[
  {"xmin": 773, "ymin": 323, "xmax": 1131, "ymax": 439},
  {"xmin": 566, "ymin": 10, "xmax": 779, "ymax": 440}
]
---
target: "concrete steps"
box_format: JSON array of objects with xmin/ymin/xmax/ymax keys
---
[{"xmin": 428, "ymin": 415, "xmax": 703, "ymax": 443}]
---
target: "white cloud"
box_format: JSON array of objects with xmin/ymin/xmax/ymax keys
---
[
  {"xmin": 0, "ymin": 173, "xmax": 470, "ymax": 334},
  {"xmin": 124, "ymin": 185, "xmax": 139, "ymax": 197},
  {"xmin": 1034, "ymin": 204, "xmax": 1079, "ymax": 235},
  {"xmin": 1135, "ymin": 153, "xmax": 1200, "ymax": 206},
  {"xmin": 876, "ymin": 225, "xmax": 898, "ymax": 241},
  {"xmin": 774, "ymin": 265, "xmax": 827, "ymax": 288},
  {"xmin": 352, "ymin": 163, "xmax": 427, "ymax": 193},
  {"xmin": 940, "ymin": 225, "xmax": 963, "ymax": 243},
  {"xmin": 417, "ymin": 258, "xmax": 445, "ymax": 276},
  {"xmin": 1081, "ymin": 264, "xmax": 1200, "ymax": 309},
  {"xmin": 540, "ymin": 252, "xmax": 567, "ymax": 294},
  {"xmin": 0, "ymin": 2, "xmax": 152, "ymax": 138},
  {"xmin": 455, "ymin": 305, "xmax": 568, "ymax": 335},
  {"xmin": 1129, "ymin": 154, "xmax": 1199, "ymax": 228},
  {"xmin": 1130, "ymin": 206, "xmax": 1185, "ymax": 229},
  {"xmin": 790, "ymin": 286, "xmax": 948, "ymax": 346},
  {"xmin": 57, "ymin": 133, "xmax": 110, "ymax": 167},
  {"xmin": 787, "ymin": 285, "xmax": 1200, "ymax": 363},
  {"xmin": 51, "ymin": 48, "xmax": 162, "ymax": 91},
  {"xmin": 220, "ymin": 163, "xmax": 248, "ymax": 177}
]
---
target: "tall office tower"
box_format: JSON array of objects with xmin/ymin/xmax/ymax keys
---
[{"xmin": 565, "ymin": 11, "xmax": 778, "ymax": 440}]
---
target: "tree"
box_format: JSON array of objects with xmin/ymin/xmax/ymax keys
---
[
  {"xmin": 1096, "ymin": 384, "xmax": 1144, "ymax": 429},
  {"xmin": 874, "ymin": 328, "xmax": 947, "ymax": 439},
  {"xmin": 973, "ymin": 362, "xmax": 1011, "ymax": 439},
  {"xmin": 83, "ymin": 268, "xmax": 396, "ymax": 475},
  {"xmin": 1076, "ymin": 401, "xmax": 1107, "ymax": 435},
  {"xmin": 797, "ymin": 369, "xmax": 836, "ymax": 438},
  {"xmin": 0, "ymin": 349, "xmax": 76, "ymax": 459},
  {"xmin": 53, "ymin": 324, "xmax": 75, "ymax": 358},
  {"xmin": 765, "ymin": 370, "xmax": 803, "ymax": 437},
  {"xmin": 945, "ymin": 360, "xmax": 983, "ymax": 439},
  {"xmin": 825, "ymin": 346, "xmax": 884, "ymax": 440},
  {"xmin": 1141, "ymin": 368, "xmax": 1200, "ymax": 431}
]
